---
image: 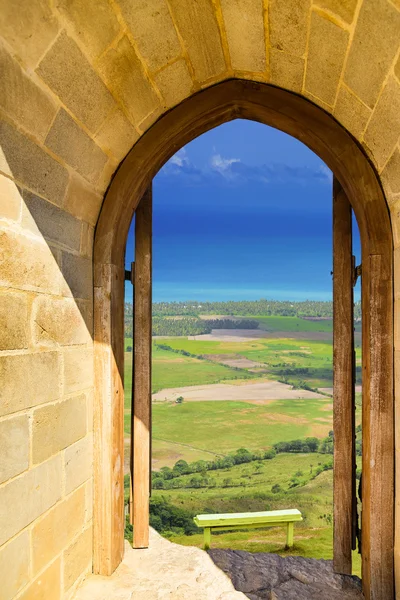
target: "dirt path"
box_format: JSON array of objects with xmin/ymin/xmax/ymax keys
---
[
  {"xmin": 188, "ymin": 328, "xmax": 334, "ymax": 342},
  {"xmin": 152, "ymin": 379, "xmax": 326, "ymax": 403}
]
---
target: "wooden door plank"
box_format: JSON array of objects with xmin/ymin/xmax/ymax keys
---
[
  {"xmin": 362, "ymin": 253, "xmax": 394, "ymax": 599},
  {"xmin": 333, "ymin": 178, "xmax": 354, "ymax": 575},
  {"xmin": 133, "ymin": 187, "xmax": 152, "ymax": 548},
  {"xmin": 129, "ymin": 263, "xmax": 135, "ymax": 525}
]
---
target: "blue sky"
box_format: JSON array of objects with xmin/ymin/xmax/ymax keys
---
[{"xmin": 125, "ymin": 119, "xmax": 360, "ymax": 303}]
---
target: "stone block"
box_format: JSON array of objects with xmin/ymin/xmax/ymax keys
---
[
  {"xmin": 0, "ymin": 454, "xmax": 62, "ymax": 546},
  {"xmin": 18, "ymin": 558, "xmax": 61, "ymax": 600},
  {"xmin": 61, "ymin": 251, "xmax": 92, "ymax": 300},
  {"xmin": 364, "ymin": 77, "xmax": 400, "ymax": 170},
  {"xmin": 46, "ymin": 110, "xmax": 108, "ymax": 185},
  {"xmin": 0, "ymin": 531, "xmax": 30, "ymax": 600},
  {"xmin": 0, "ymin": 290, "xmax": 29, "ymax": 350},
  {"xmin": 64, "ymin": 176, "xmax": 102, "ymax": 227},
  {"xmin": 76, "ymin": 299, "xmax": 93, "ymax": 338},
  {"xmin": 154, "ymin": 59, "xmax": 193, "ymax": 108},
  {"xmin": 37, "ymin": 31, "xmax": 116, "ymax": 133},
  {"xmin": 269, "ymin": 0, "xmax": 310, "ymax": 56},
  {"xmin": 63, "ymin": 526, "xmax": 92, "ymax": 591},
  {"xmin": 64, "ymin": 434, "xmax": 93, "ymax": 496},
  {"xmin": 0, "ymin": 46, "xmax": 57, "ymax": 142},
  {"xmin": 95, "ymin": 157, "xmax": 119, "ymax": 194},
  {"xmin": 63, "ymin": 348, "xmax": 94, "ymax": 394},
  {"xmin": 118, "ymin": 0, "xmax": 181, "ymax": 71},
  {"xmin": 0, "ymin": 120, "xmax": 68, "ymax": 204},
  {"xmin": 382, "ymin": 148, "xmax": 400, "ymax": 195},
  {"xmin": 32, "ymin": 295, "xmax": 91, "ymax": 347},
  {"xmin": 0, "ymin": 414, "xmax": 29, "ymax": 484},
  {"xmin": 0, "ymin": 174, "xmax": 21, "ymax": 221},
  {"xmin": 32, "ymin": 487, "xmax": 85, "ymax": 574},
  {"xmin": 168, "ymin": 0, "xmax": 226, "ymax": 81},
  {"xmin": 86, "ymin": 389, "xmax": 94, "ymax": 433},
  {"xmin": 395, "ymin": 246, "xmax": 400, "ymax": 298},
  {"xmin": 220, "ymin": 0, "xmax": 266, "ymax": 72},
  {"xmin": 56, "ymin": 0, "xmax": 120, "ymax": 59},
  {"xmin": 314, "ymin": 0, "xmax": 357, "ymax": 23},
  {"xmin": 391, "ymin": 197, "xmax": 400, "ymax": 248},
  {"xmin": 84, "ymin": 478, "xmax": 93, "ymax": 523},
  {"xmin": 0, "ymin": 0, "xmax": 60, "ymax": 68},
  {"xmin": 0, "ymin": 351, "xmax": 61, "ymax": 417},
  {"xmin": 305, "ymin": 11, "xmax": 349, "ymax": 106},
  {"xmin": 334, "ymin": 84, "xmax": 371, "ymax": 139},
  {"xmin": 21, "ymin": 190, "xmax": 82, "ymax": 251},
  {"xmin": 94, "ymin": 108, "xmax": 139, "ymax": 162},
  {"xmin": 98, "ymin": 36, "xmax": 160, "ymax": 125},
  {"xmin": 269, "ymin": 50, "xmax": 304, "ymax": 93},
  {"xmin": 32, "ymin": 395, "xmax": 87, "ymax": 464},
  {"xmin": 344, "ymin": 0, "xmax": 400, "ymax": 108},
  {"xmin": 0, "ymin": 229, "xmax": 62, "ymax": 294},
  {"xmin": 79, "ymin": 222, "xmax": 94, "ymax": 259}
]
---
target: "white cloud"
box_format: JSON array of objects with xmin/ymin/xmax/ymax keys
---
[
  {"xmin": 210, "ymin": 153, "xmax": 240, "ymax": 175},
  {"xmin": 317, "ymin": 164, "xmax": 331, "ymax": 180},
  {"xmin": 169, "ymin": 148, "xmax": 189, "ymax": 168}
]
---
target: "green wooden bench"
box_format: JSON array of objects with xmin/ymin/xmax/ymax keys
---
[{"xmin": 194, "ymin": 509, "xmax": 302, "ymax": 550}]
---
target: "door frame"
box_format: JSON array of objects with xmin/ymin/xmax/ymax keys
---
[{"xmin": 93, "ymin": 79, "xmax": 394, "ymax": 600}]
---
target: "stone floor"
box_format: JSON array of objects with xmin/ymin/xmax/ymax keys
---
[
  {"xmin": 73, "ymin": 530, "xmax": 364, "ymax": 600},
  {"xmin": 73, "ymin": 530, "xmax": 245, "ymax": 600}
]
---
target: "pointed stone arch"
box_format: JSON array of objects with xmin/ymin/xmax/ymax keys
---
[{"xmin": 93, "ymin": 80, "xmax": 394, "ymax": 600}]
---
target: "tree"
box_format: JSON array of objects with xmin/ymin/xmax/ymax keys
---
[
  {"xmin": 153, "ymin": 478, "xmax": 165, "ymax": 489},
  {"xmin": 173, "ymin": 459, "xmax": 189, "ymax": 475}
]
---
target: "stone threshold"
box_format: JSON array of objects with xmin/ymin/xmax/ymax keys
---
[{"xmin": 73, "ymin": 529, "xmax": 364, "ymax": 600}]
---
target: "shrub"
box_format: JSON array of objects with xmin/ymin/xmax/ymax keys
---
[{"xmin": 271, "ymin": 484, "xmax": 282, "ymax": 494}]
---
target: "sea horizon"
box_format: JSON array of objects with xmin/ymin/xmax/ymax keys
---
[{"xmin": 125, "ymin": 285, "xmax": 360, "ymax": 304}]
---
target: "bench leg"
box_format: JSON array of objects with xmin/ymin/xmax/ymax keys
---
[
  {"xmin": 286, "ymin": 522, "xmax": 294, "ymax": 548},
  {"xmin": 204, "ymin": 527, "xmax": 211, "ymax": 550}
]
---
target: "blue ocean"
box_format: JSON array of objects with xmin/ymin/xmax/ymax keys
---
[{"xmin": 125, "ymin": 177, "xmax": 361, "ymax": 303}]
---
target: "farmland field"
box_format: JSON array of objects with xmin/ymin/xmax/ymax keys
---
[{"xmin": 123, "ymin": 307, "xmax": 362, "ymax": 575}]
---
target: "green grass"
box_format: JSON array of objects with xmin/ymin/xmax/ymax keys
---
[
  {"xmin": 152, "ymin": 439, "xmax": 220, "ymax": 468},
  {"xmin": 154, "ymin": 458, "xmax": 361, "ymax": 577},
  {"xmin": 156, "ymin": 336, "xmax": 362, "ymax": 389},
  {"xmin": 251, "ymin": 316, "xmax": 333, "ymax": 332},
  {"xmin": 124, "ymin": 344, "xmax": 256, "ymax": 402},
  {"xmin": 141, "ymin": 398, "xmax": 334, "ymax": 456},
  {"xmin": 123, "ymin": 316, "xmax": 362, "ymax": 577}
]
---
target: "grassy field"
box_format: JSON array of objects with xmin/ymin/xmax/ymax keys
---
[
  {"xmin": 252, "ymin": 316, "xmax": 334, "ymax": 332},
  {"xmin": 147, "ymin": 398, "xmax": 333, "ymax": 455},
  {"xmin": 150, "ymin": 454, "xmax": 362, "ymax": 576},
  {"xmin": 123, "ymin": 312, "xmax": 362, "ymax": 576},
  {"xmin": 124, "ymin": 343, "xmax": 255, "ymax": 402}
]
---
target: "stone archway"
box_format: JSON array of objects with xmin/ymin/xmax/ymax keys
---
[{"xmin": 93, "ymin": 79, "xmax": 394, "ymax": 600}]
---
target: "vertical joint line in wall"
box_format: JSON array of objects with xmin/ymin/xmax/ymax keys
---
[
  {"xmin": 212, "ymin": 0, "xmax": 234, "ymax": 76},
  {"xmin": 332, "ymin": 0, "xmax": 364, "ymax": 110},
  {"xmin": 165, "ymin": 0, "xmax": 199, "ymax": 85},
  {"xmin": 263, "ymin": 0, "xmax": 270, "ymax": 80},
  {"xmin": 301, "ymin": 5, "xmax": 314, "ymax": 94}
]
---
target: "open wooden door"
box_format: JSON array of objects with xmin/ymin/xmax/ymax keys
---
[
  {"xmin": 128, "ymin": 186, "xmax": 152, "ymax": 548},
  {"xmin": 332, "ymin": 178, "xmax": 358, "ymax": 574}
]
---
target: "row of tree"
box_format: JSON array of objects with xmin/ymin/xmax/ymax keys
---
[
  {"xmin": 152, "ymin": 447, "xmax": 277, "ymax": 487},
  {"xmin": 151, "ymin": 317, "xmax": 259, "ymax": 337},
  {"xmin": 149, "ymin": 299, "xmax": 362, "ymax": 319},
  {"xmin": 273, "ymin": 428, "xmax": 362, "ymax": 457}
]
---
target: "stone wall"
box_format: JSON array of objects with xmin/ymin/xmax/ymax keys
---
[{"xmin": 0, "ymin": 1, "xmax": 399, "ymax": 599}]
